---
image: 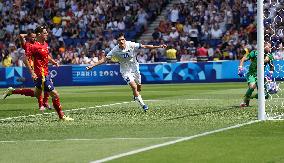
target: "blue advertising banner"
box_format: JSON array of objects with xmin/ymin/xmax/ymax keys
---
[
  {"xmin": 0, "ymin": 67, "xmax": 24, "ymax": 87},
  {"xmin": 140, "ymin": 61, "xmax": 241, "ymax": 83},
  {"xmin": 0, "ymin": 60, "xmax": 283, "ymax": 88},
  {"xmin": 72, "ymin": 64, "xmax": 125, "ymax": 85},
  {"xmin": 21, "ymin": 66, "xmax": 73, "ymax": 87}
]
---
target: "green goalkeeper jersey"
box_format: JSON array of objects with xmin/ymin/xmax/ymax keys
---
[{"xmin": 246, "ymin": 50, "xmax": 274, "ymax": 76}]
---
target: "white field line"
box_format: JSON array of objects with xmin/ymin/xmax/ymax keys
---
[
  {"xmin": 0, "ymin": 99, "xmax": 204, "ymax": 121},
  {"xmin": 90, "ymin": 120, "xmax": 260, "ymax": 163},
  {"xmin": 91, "ymin": 112, "xmax": 284, "ymax": 163},
  {"xmin": 0, "ymin": 137, "xmax": 184, "ymax": 143},
  {"xmin": 0, "ymin": 101, "xmax": 132, "ymax": 121}
]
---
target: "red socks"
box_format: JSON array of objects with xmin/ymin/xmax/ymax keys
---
[
  {"xmin": 38, "ymin": 94, "xmax": 43, "ymax": 108},
  {"xmin": 43, "ymin": 92, "xmax": 49, "ymax": 105},
  {"xmin": 52, "ymin": 97, "xmax": 64, "ymax": 119},
  {"xmin": 12, "ymin": 89, "xmax": 34, "ymax": 97},
  {"xmin": 12, "ymin": 89, "xmax": 51, "ymax": 110}
]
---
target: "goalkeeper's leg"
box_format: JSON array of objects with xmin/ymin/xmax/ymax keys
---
[
  {"xmin": 241, "ymin": 82, "xmax": 256, "ymax": 107},
  {"xmin": 251, "ymin": 82, "xmax": 269, "ymax": 99},
  {"xmin": 251, "ymin": 93, "xmax": 269, "ymax": 100}
]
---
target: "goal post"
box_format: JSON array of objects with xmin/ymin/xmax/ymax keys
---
[{"xmin": 257, "ymin": 0, "xmax": 266, "ymax": 120}]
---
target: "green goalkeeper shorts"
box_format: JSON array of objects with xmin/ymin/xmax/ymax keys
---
[{"xmin": 246, "ymin": 75, "xmax": 257, "ymax": 84}]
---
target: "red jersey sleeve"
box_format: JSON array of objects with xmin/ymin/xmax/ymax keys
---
[
  {"xmin": 27, "ymin": 43, "xmax": 37, "ymax": 58},
  {"xmin": 23, "ymin": 43, "xmax": 31, "ymax": 58}
]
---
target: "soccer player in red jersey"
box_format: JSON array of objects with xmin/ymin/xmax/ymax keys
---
[
  {"xmin": 2, "ymin": 32, "xmax": 52, "ymax": 111},
  {"xmin": 4, "ymin": 26, "xmax": 73, "ymax": 121}
]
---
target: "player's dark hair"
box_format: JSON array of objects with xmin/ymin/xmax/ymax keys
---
[
  {"xmin": 27, "ymin": 31, "xmax": 35, "ymax": 36},
  {"xmin": 34, "ymin": 25, "xmax": 47, "ymax": 34},
  {"xmin": 116, "ymin": 32, "xmax": 125, "ymax": 40}
]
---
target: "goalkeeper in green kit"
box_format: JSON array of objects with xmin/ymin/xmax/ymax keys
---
[{"xmin": 238, "ymin": 44, "xmax": 274, "ymax": 107}]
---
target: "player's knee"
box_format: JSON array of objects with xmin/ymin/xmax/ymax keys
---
[
  {"xmin": 249, "ymin": 86, "xmax": 255, "ymax": 90},
  {"xmin": 50, "ymin": 91, "xmax": 59, "ymax": 99},
  {"xmin": 34, "ymin": 89, "xmax": 42, "ymax": 98},
  {"xmin": 249, "ymin": 84, "xmax": 256, "ymax": 89}
]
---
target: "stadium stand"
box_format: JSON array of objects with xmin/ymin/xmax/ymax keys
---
[{"xmin": 0, "ymin": 0, "xmax": 283, "ymax": 67}]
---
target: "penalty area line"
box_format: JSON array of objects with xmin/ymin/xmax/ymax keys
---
[
  {"xmin": 0, "ymin": 101, "xmax": 132, "ymax": 121},
  {"xmin": 0, "ymin": 99, "xmax": 202, "ymax": 121},
  {"xmin": 90, "ymin": 120, "xmax": 261, "ymax": 163},
  {"xmin": 0, "ymin": 137, "xmax": 183, "ymax": 143}
]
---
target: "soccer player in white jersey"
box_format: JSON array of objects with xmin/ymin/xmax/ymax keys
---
[{"xmin": 86, "ymin": 33, "xmax": 167, "ymax": 111}]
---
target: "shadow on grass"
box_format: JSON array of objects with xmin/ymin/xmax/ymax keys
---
[{"xmin": 165, "ymin": 106, "xmax": 245, "ymax": 121}]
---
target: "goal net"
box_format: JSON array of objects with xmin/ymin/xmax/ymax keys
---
[{"xmin": 263, "ymin": 0, "xmax": 284, "ymax": 120}]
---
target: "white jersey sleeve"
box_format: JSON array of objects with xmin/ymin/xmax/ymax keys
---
[
  {"xmin": 129, "ymin": 42, "xmax": 141, "ymax": 52},
  {"xmin": 106, "ymin": 46, "xmax": 118, "ymax": 60}
]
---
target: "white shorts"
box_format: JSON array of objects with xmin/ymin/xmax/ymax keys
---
[{"xmin": 121, "ymin": 72, "xmax": 141, "ymax": 85}]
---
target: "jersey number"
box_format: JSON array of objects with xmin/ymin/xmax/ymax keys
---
[{"xmin": 123, "ymin": 53, "xmax": 129, "ymax": 58}]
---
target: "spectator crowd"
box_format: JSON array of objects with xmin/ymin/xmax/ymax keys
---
[
  {"xmin": 1, "ymin": 0, "xmax": 284, "ymax": 67},
  {"xmin": 0, "ymin": 0, "xmax": 168, "ymax": 67},
  {"xmin": 137, "ymin": 0, "xmax": 284, "ymax": 63}
]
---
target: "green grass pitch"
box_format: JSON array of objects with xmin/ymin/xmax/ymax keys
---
[{"xmin": 0, "ymin": 83, "xmax": 283, "ymax": 163}]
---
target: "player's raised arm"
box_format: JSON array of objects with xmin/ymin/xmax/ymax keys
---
[
  {"xmin": 239, "ymin": 48, "xmax": 250, "ymax": 68},
  {"xmin": 141, "ymin": 44, "xmax": 167, "ymax": 49},
  {"xmin": 86, "ymin": 55, "xmax": 108, "ymax": 70},
  {"xmin": 19, "ymin": 34, "xmax": 27, "ymax": 47}
]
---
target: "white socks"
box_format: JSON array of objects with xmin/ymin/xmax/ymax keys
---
[{"xmin": 135, "ymin": 95, "xmax": 145, "ymax": 106}]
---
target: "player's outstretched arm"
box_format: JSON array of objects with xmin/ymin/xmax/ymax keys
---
[
  {"xmin": 86, "ymin": 55, "xmax": 108, "ymax": 70},
  {"xmin": 141, "ymin": 44, "xmax": 167, "ymax": 49}
]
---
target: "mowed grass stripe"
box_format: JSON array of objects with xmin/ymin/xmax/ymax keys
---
[
  {"xmin": 90, "ymin": 120, "xmax": 260, "ymax": 163},
  {"xmin": 0, "ymin": 83, "xmax": 283, "ymax": 163},
  {"xmin": 105, "ymin": 121, "xmax": 284, "ymax": 163},
  {"xmin": 0, "ymin": 101, "xmax": 133, "ymax": 121},
  {"xmin": 0, "ymin": 137, "xmax": 184, "ymax": 143}
]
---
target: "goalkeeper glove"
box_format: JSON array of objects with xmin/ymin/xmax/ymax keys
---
[
  {"xmin": 266, "ymin": 71, "xmax": 273, "ymax": 81},
  {"xmin": 238, "ymin": 66, "xmax": 245, "ymax": 77}
]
